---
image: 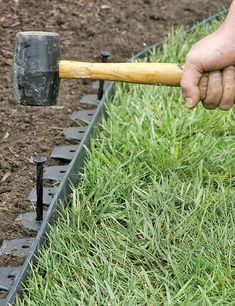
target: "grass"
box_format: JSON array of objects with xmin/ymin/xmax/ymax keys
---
[{"xmin": 17, "ymin": 17, "xmax": 235, "ymax": 305}]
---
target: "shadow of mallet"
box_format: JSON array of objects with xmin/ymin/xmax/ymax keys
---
[{"xmin": 13, "ymin": 31, "xmax": 183, "ymax": 106}]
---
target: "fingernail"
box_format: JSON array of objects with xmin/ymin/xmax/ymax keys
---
[{"xmin": 186, "ymin": 98, "xmax": 194, "ymax": 108}]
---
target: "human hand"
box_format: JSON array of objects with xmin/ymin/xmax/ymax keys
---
[{"xmin": 181, "ymin": 24, "xmax": 235, "ymax": 110}]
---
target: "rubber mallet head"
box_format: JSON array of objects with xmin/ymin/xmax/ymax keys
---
[{"xmin": 13, "ymin": 31, "xmax": 61, "ymax": 106}]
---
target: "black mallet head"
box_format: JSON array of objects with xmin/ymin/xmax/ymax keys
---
[{"xmin": 13, "ymin": 31, "xmax": 61, "ymax": 106}]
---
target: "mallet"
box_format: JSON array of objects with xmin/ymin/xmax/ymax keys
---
[{"xmin": 13, "ymin": 31, "xmax": 183, "ymax": 106}]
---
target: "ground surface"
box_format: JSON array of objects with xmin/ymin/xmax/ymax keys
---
[
  {"xmin": 0, "ymin": 0, "xmax": 231, "ymax": 268},
  {"xmin": 17, "ymin": 19, "xmax": 235, "ymax": 305}
]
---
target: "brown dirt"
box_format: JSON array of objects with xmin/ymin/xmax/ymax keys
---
[{"xmin": 0, "ymin": 0, "xmax": 230, "ymax": 268}]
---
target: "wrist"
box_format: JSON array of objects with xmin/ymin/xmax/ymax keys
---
[
  {"xmin": 219, "ymin": 2, "xmax": 235, "ymax": 39},
  {"xmin": 217, "ymin": 20, "xmax": 235, "ymax": 43}
]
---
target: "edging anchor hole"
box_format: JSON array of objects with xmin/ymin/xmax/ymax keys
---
[
  {"xmin": 7, "ymin": 275, "xmax": 15, "ymax": 280},
  {"xmin": 22, "ymin": 245, "xmax": 29, "ymax": 249}
]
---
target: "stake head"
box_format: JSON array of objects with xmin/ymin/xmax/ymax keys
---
[{"xmin": 33, "ymin": 156, "xmax": 47, "ymax": 164}]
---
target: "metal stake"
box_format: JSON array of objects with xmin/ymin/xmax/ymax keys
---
[
  {"xmin": 97, "ymin": 51, "xmax": 111, "ymax": 100},
  {"xmin": 33, "ymin": 156, "xmax": 47, "ymax": 221}
]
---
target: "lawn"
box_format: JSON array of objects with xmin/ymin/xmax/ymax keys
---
[{"xmin": 18, "ymin": 17, "xmax": 235, "ymax": 305}]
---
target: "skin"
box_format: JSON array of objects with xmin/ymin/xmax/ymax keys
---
[{"xmin": 181, "ymin": 1, "xmax": 235, "ymax": 110}]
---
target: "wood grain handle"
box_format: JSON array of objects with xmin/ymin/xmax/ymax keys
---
[{"xmin": 59, "ymin": 61, "xmax": 184, "ymax": 86}]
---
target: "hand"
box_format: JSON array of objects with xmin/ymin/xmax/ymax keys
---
[{"xmin": 181, "ymin": 24, "xmax": 235, "ymax": 110}]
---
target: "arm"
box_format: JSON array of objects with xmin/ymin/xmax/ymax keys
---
[{"xmin": 181, "ymin": 1, "xmax": 235, "ymax": 110}]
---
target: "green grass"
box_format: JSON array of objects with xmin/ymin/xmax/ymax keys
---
[{"xmin": 17, "ymin": 18, "xmax": 235, "ymax": 305}]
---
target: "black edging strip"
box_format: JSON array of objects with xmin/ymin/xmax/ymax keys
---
[{"xmin": 4, "ymin": 9, "xmax": 227, "ymax": 306}]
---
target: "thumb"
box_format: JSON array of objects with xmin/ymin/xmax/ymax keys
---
[{"xmin": 181, "ymin": 58, "xmax": 203, "ymax": 109}]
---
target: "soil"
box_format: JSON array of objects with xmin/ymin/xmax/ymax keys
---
[{"xmin": 0, "ymin": 0, "xmax": 230, "ymax": 270}]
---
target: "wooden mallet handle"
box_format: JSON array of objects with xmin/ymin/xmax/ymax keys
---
[
  {"xmin": 59, "ymin": 61, "xmax": 183, "ymax": 86},
  {"xmin": 14, "ymin": 32, "xmax": 184, "ymax": 106}
]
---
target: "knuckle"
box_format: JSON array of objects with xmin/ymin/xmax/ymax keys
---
[
  {"xmin": 185, "ymin": 52, "xmax": 201, "ymax": 66},
  {"xmin": 223, "ymin": 73, "xmax": 235, "ymax": 84},
  {"xmin": 224, "ymin": 85, "xmax": 233, "ymax": 90},
  {"xmin": 180, "ymin": 80, "xmax": 190, "ymax": 91},
  {"xmin": 223, "ymin": 65, "xmax": 235, "ymax": 73},
  {"xmin": 223, "ymin": 67, "xmax": 235, "ymax": 84}
]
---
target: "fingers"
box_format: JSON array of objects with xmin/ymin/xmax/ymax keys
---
[
  {"xmin": 219, "ymin": 66, "xmax": 235, "ymax": 111},
  {"xmin": 202, "ymin": 71, "xmax": 223, "ymax": 109},
  {"xmin": 181, "ymin": 54, "xmax": 203, "ymax": 109},
  {"xmin": 198, "ymin": 66, "xmax": 235, "ymax": 111}
]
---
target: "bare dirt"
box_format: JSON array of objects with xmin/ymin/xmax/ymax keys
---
[{"xmin": 0, "ymin": 0, "xmax": 231, "ymax": 270}]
